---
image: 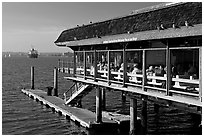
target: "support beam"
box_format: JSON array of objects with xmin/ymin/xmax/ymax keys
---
[
  {"xmin": 142, "ymin": 50, "xmax": 147, "ymax": 91},
  {"xmin": 53, "ymin": 67, "xmax": 58, "ymax": 97},
  {"xmin": 199, "ymin": 47, "xmax": 202, "ymax": 102},
  {"xmin": 73, "ymin": 51, "xmax": 76, "ymax": 76},
  {"xmin": 123, "ymin": 44, "xmax": 127, "ymax": 87},
  {"xmin": 129, "ymin": 98, "xmax": 137, "ymax": 135},
  {"xmin": 154, "ymin": 103, "xmax": 160, "ymax": 132},
  {"xmin": 94, "ymin": 49, "xmax": 97, "ymax": 82},
  {"xmin": 166, "ymin": 40, "xmax": 172, "ymax": 96},
  {"xmin": 31, "ymin": 66, "xmax": 34, "ymax": 89},
  {"xmin": 107, "ymin": 51, "xmax": 111, "ymax": 85},
  {"xmin": 122, "ymin": 91, "xmax": 126, "ymax": 102},
  {"xmin": 101, "ymin": 88, "xmax": 106, "ymax": 110},
  {"xmin": 96, "ymin": 86, "xmax": 102, "ymax": 123},
  {"xmin": 83, "ymin": 51, "xmax": 86, "ymax": 79},
  {"xmin": 142, "ymin": 50, "xmax": 147, "ymax": 134},
  {"xmin": 141, "ymin": 97, "xmax": 147, "ymax": 134}
]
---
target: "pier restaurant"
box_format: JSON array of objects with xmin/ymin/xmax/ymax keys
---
[{"xmin": 55, "ymin": 2, "xmax": 202, "ymax": 134}]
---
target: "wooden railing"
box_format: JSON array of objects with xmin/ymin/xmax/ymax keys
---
[
  {"xmin": 58, "ymin": 59, "xmax": 201, "ymax": 99},
  {"xmin": 63, "ymin": 82, "xmax": 83, "ymax": 103}
]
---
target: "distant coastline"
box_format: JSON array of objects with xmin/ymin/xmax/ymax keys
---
[{"xmin": 2, "ymin": 52, "xmax": 73, "ymax": 57}]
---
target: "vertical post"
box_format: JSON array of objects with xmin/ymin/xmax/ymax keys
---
[
  {"xmin": 166, "ymin": 40, "xmax": 171, "ymax": 96},
  {"xmin": 83, "ymin": 51, "xmax": 86, "ymax": 79},
  {"xmin": 142, "ymin": 50, "xmax": 147, "ymax": 91},
  {"xmin": 73, "ymin": 51, "xmax": 76, "ymax": 76},
  {"xmin": 58, "ymin": 59, "xmax": 60, "ymax": 72},
  {"xmin": 96, "ymin": 86, "xmax": 102, "ymax": 123},
  {"xmin": 107, "ymin": 50, "xmax": 111, "ymax": 85},
  {"xmin": 142, "ymin": 50, "xmax": 147, "ymax": 134},
  {"xmin": 154, "ymin": 103, "xmax": 160, "ymax": 132},
  {"xmin": 123, "ymin": 44, "xmax": 127, "ymax": 87},
  {"xmin": 199, "ymin": 47, "xmax": 202, "ymax": 102},
  {"xmin": 122, "ymin": 91, "xmax": 126, "ymax": 102},
  {"xmin": 31, "ymin": 66, "xmax": 34, "ymax": 90},
  {"xmin": 101, "ymin": 88, "xmax": 106, "ymax": 110},
  {"xmin": 53, "ymin": 67, "xmax": 58, "ymax": 96},
  {"xmin": 94, "ymin": 49, "xmax": 97, "ymax": 81},
  {"xmin": 129, "ymin": 98, "xmax": 137, "ymax": 135},
  {"xmin": 141, "ymin": 96, "xmax": 147, "ymax": 134}
]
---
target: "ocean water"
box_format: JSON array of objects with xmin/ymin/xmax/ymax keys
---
[{"xmin": 2, "ymin": 56, "xmax": 201, "ymax": 135}]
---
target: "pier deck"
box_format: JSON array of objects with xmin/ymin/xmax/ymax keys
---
[
  {"xmin": 21, "ymin": 89, "xmax": 118, "ymax": 129},
  {"xmin": 64, "ymin": 76, "xmax": 202, "ymax": 114}
]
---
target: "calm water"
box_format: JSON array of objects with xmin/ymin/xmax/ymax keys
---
[{"xmin": 2, "ymin": 56, "xmax": 201, "ymax": 135}]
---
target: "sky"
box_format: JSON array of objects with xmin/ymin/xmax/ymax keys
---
[{"xmin": 2, "ymin": 1, "xmax": 165, "ymax": 53}]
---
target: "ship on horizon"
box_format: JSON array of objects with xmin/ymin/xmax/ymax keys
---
[{"xmin": 28, "ymin": 48, "xmax": 38, "ymax": 58}]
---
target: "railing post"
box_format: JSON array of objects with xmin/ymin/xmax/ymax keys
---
[
  {"xmin": 94, "ymin": 49, "xmax": 97, "ymax": 81},
  {"xmin": 53, "ymin": 67, "xmax": 58, "ymax": 97},
  {"xmin": 107, "ymin": 50, "xmax": 111, "ymax": 85},
  {"xmin": 142, "ymin": 50, "xmax": 147, "ymax": 134},
  {"xmin": 199, "ymin": 47, "xmax": 202, "ymax": 102},
  {"xmin": 166, "ymin": 40, "xmax": 172, "ymax": 96},
  {"xmin": 142, "ymin": 50, "xmax": 147, "ymax": 91},
  {"xmin": 31, "ymin": 66, "xmax": 34, "ymax": 89}
]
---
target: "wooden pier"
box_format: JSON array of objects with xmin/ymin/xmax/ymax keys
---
[{"xmin": 21, "ymin": 88, "xmax": 140, "ymax": 130}]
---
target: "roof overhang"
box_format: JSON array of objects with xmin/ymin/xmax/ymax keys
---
[{"xmin": 55, "ymin": 24, "xmax": 202, "ymax": 47}]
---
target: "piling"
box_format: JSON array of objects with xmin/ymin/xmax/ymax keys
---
[
  {"xmin": 46, "ymin": 86, "xmax": 53, "ymax": 96},
  {"xmin": 129, "ymin": 98, "xmax": 137, "ymax": 135},
  {"xmin": 96, "ymin": 86, "xmax": 102, "ymax": 123},
  {"xmin": 31, "ymin": 66, "xmax": 34, "ymax": 89},
  {"xmin": 53, "ymin": 67, "xmax": 58, "ymax": 96},
  {"xmin": 141, "ymin": 98, "xmax": 147, "ymax": 134},
  {"xmin": 121, "ymin": 91, "xmax": 126, "ymax": 102},
  {"xmin": 154, "ymin": 103, "xmax": 160, "ymax": 132},
  {"xmin": 101, "ymin": 88, "xmax": 106, "ymax": 110}
]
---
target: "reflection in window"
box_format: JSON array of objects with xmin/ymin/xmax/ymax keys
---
[{"xmin": 171, "ymin": 49, "xmax": 199, "ymax": 79}]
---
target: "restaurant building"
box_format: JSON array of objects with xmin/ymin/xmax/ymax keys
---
[{"xmin": 55, "ymin": 2, "xmax": 202, "ymax": 134}]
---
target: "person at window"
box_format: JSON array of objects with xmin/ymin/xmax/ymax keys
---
[
  {"xmin": 187, "ymin": 64, "xmax": 197, "ymax": 76},
  {"xmin": 171, "ymin": 64, "xmax": 178, "ymax": 77},
  {"xmin": 155, "ymin": 65, "xmax": 166, "ymax": 76},
  {"xmin": 97, "ymin": 61, "xmax": 102, "ymax": 70},
  {"xmin": 132, "ymin": 63, "xmax": 142, "ymax": 74},
  {"xmin": 118, "ymin": 63, "xmax": 124, "ymax": 72},
  {"xmin": 146, "ymin": 65, "xmax": 154, "ymax": 76}
]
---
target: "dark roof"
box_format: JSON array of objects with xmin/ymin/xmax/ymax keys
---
[
  {"xmin": 55, "ymin": 2, "xmax": 202, "ymax": 46},
  {"xmin": 56, "ymin": 24, "xmax": 201, "ymax": 47}
]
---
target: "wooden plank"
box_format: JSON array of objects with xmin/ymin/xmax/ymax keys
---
[
  {"xmin": 21, "ymin": 89, "xmax": 117, "ymax": 129},
  {"xmin": 172, "ymin": 77, "xmax": 199, "ymax": 84}
]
